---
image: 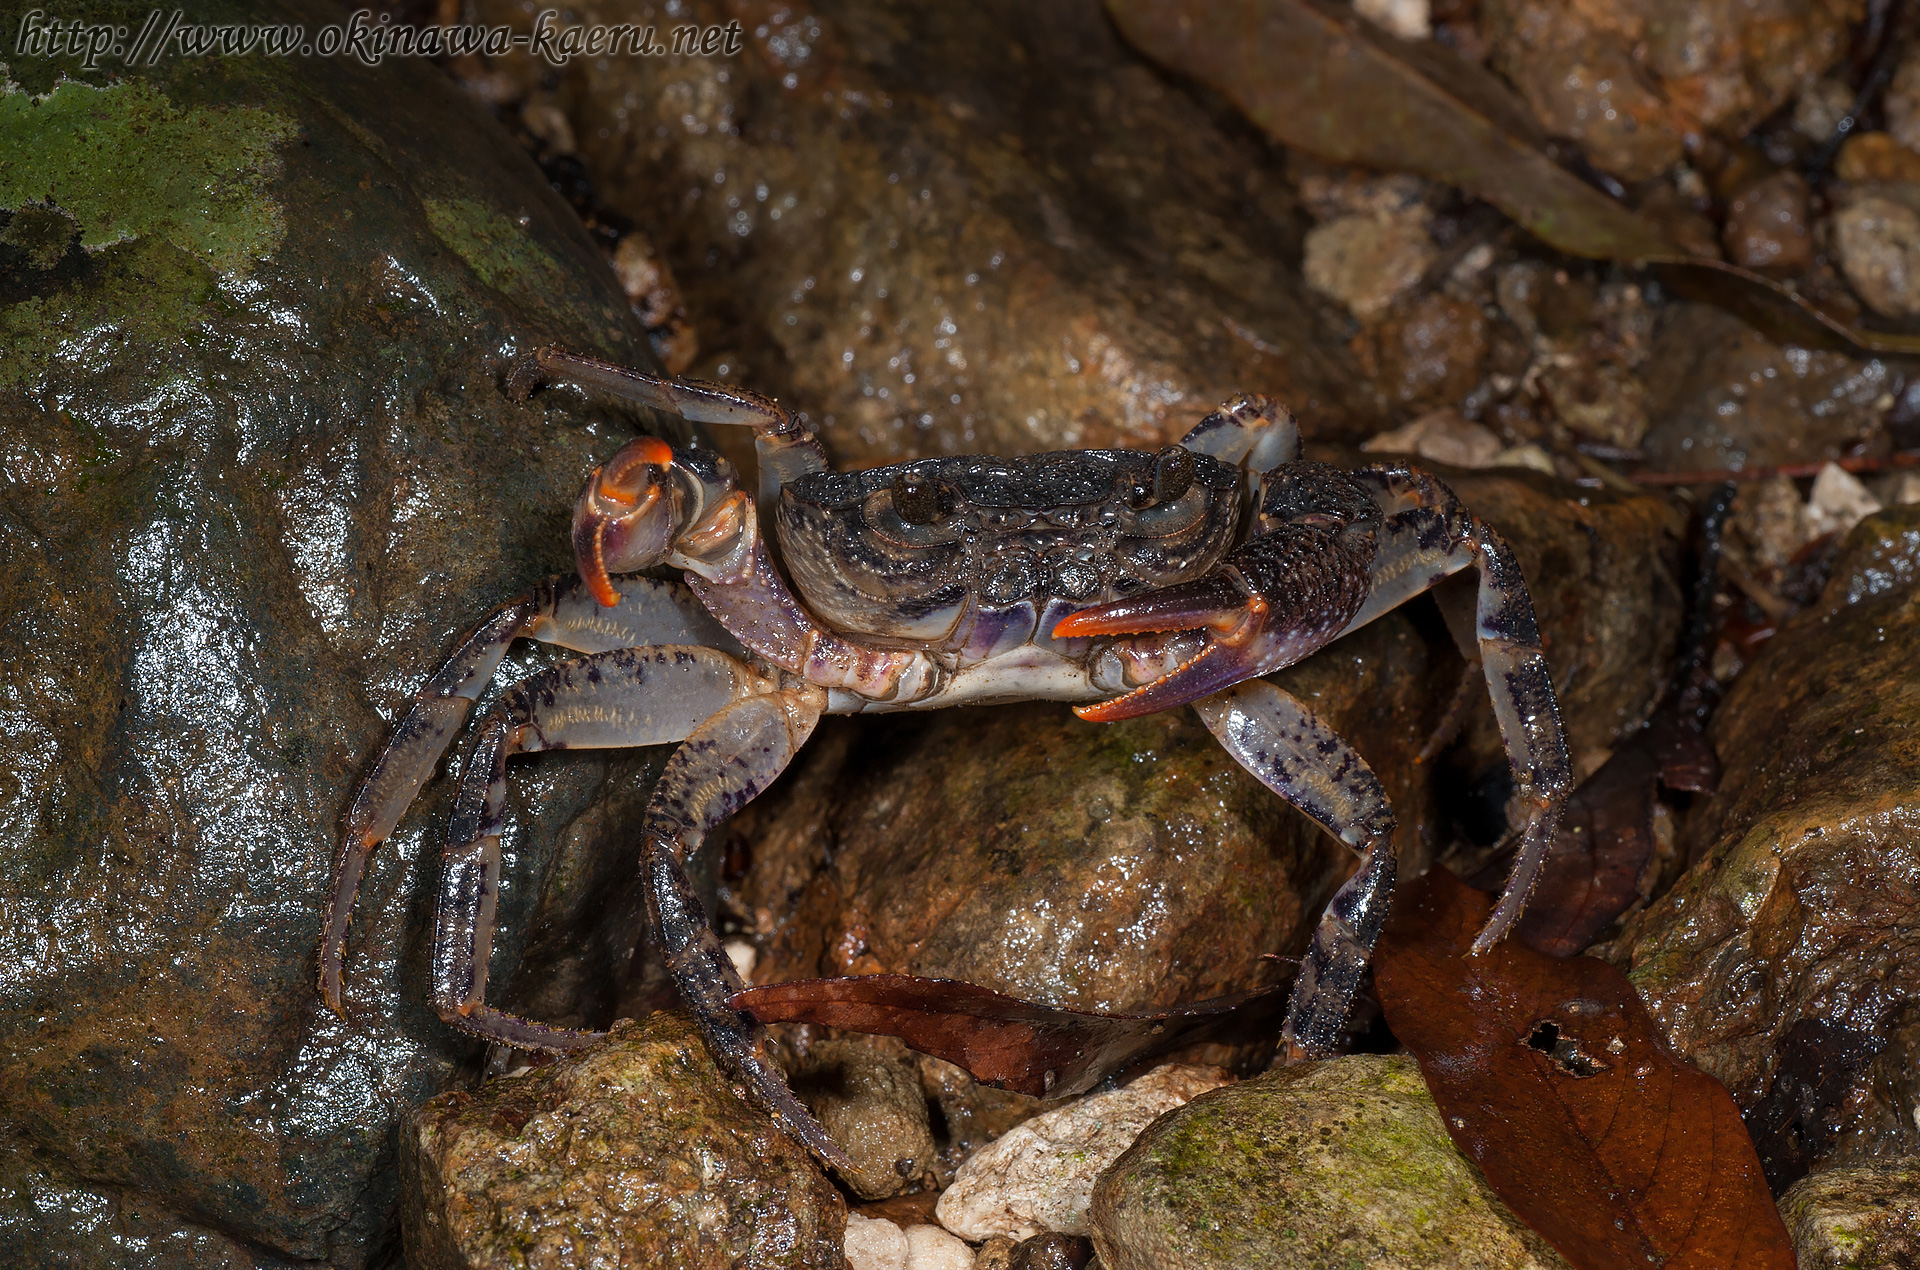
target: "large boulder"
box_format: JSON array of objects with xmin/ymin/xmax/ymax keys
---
[{"xmin": 0, "ymin": 1, "xmax": 678, "ymax": 1261}]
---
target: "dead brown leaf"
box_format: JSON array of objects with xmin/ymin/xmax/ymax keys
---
[
  {"xmin": 1375, "ymin": 867, "xmax": 1794, "ymax": 1270},
  {"xmin": 729, "ymin": 975, "xmax": 1285, "ymax": 1098}
]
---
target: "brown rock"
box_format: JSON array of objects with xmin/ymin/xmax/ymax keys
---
[
  {"xmin": 1365, "ymin": 292, "xmax": 1489, "ymax": 410},
  {"xmin": 1723, "ymin": 170, "xmax": 1814, "ymax": 273},
  {"xmin": 467, "ymin": 0, "xmax": 1381, "ymax": 464},
  {"xmin": 1480, "ymin": 0, "xmax": 1685, "ymax": 181},
  {"xmin": 1886, "ymin": 51, "xmax": 1920, "ymax": 156},
  {"xmin": 1609, "ymin": 507, "xmax": 1920, "ymax": 1120},
  {"xmin": 401, "ymin": 1013, "xmax": 847, "ymax": 1270},
  {"xmin": 1640, "ymin": 303, "xmax": 1892, "ymax": 474},
  {"xmin": 1483, "ymin": 0, "xmax": 1858, "ymax": 179},
  {"xmin": 1834, "ymin": 131, "xmax": 1920, "ymax": 183},
  {"xmin": 738, "ymin": 607, "xmax": 1449, "ymax": 1021},
  {"xmin": 793, "ymin": 1038, "xmax": 941, "ymax": 1200},
  {"xmin": 1835, "ymin": 191, "xmax": 1920, "ymax": 318}
]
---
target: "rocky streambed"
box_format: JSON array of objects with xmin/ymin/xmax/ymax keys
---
[{"xmin": 9, "ymin": 1, "xmax": 1920, "ymax": 1268}]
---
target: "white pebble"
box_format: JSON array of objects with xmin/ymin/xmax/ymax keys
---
[
  {"xmin": 723, "ymin": 939, "xmax": 757, "ymax": 982},
  {"xmin": 1356, "ymin": 0, "xmax": 1430, "ymax": 40},
  {"xmin": 904, "ymin": 1223, "xmax": 972, "ymax": 1270},
  {"xmin": 1807, "ymin": 463, "xmax": 1882, "ymax": 539},
  {"xmin": 935, "ymin": 1063, "xmax": 1233, "ymax": 1241},
  {"xmin": 844, "ymin": 1213, "xmax": 908, "ymax": 1270}
]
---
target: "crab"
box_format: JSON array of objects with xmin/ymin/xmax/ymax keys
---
[{"xmin": 319, "ymin": 347, "xmax": 1572, "ymax": 1172}]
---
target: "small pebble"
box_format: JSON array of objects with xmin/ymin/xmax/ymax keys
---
[
  {"xmin": 1887, "ymin": 52, "xmax": 1920, "ymax": 156},
  {"xmin": 1723, "ymin": 171, "xmax": 1813, "ymax": 273},
  {"xmin": 1807, "ymin": 463, "xmax": 1883, "ymax": 540},
  {"xmin": 1794, "ymin": 76, "xmax": 1854, "ymax": 141},
  {"xmin": 1303, "ymin": 209, "xmax": 1437, "ymax": 322},
  {"xmin": 1835, "ymin": 133, "xmax": 1920, "ymax": 184},
  {"xmin": 906, "ymin": 1224, "xmax": 974, "ymax": 1270},
  {"xmin": 847, "ymin": 1213, "xmax": 910, "ymax": 1270},
  {"xmin": 1355, "ymin": 0, "xmax": 1430, "ymax": 39},
  {"xmin": 1362, "ymin": 411, "xmax": 1504, "ymax": 469},
  {"xmin": 1833, "ymin": 194, "xmax": 1920, "ymax": 318},
  {"xmin": 935, "ymin": 1064, "xmax": 1232, "ymax": 1242}
]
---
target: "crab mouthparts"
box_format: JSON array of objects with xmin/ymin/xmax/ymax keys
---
[
  {"xmin": 1056, "ymin": 575, "xmax": 1272, "ymax": 722},
  {"xmin": 573, "ymin": 437, "xmax": 675, "ymax": 608}
]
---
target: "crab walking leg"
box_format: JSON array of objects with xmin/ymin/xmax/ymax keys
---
[
  {"xmin": 1193, "ymin": 680, "xmax": 1397, "ymax": 1060},
  {"xmin": 1344, "ymin": 464, "xmax": 1574, "ymax": 950},
  {"xmin": 431, "ymin": 644, "xmax": 766, "ymax": 1029},
  {"xmin": 319, "ymin": 577, "xmax": 738, "ymax": 1011},
  {"xmin": 636, "ymin": 687, "xmax": 857, "ymax": 1173},
  {"xmin": 536, "ymin": 346, "xmax": 831, "ymax": 504},
  {"xmin": 428, "ymin": 645, "xmax": 771, "ymax": 1050}
]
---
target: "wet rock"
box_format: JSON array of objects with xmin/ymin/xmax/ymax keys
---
[
  {"xmin": 1089, "ymin": 1055, "xmax": 1572, "ymax": 1270},
  {"xmin": 1609, "ymin": 507, "xmax": 1920, "ymax": 1123},
  {"xmin": 1780, "ymin": 1159, "xmax": 1920, "ymax": 1269},
  {"xmin": 0, "ymin": 6, "xmax": 669, "ymax": 1264},
  {"xmin": 1480, "ymin": 0, "xmax": 1685, "ymax": 181},
  {"xmin": 736, "ymin": 607, "xmax": 1452, "ymax": 1029},
  {"xmin": 1539, "ymin": 358, "xmax": 1651, "ymax": 450},
  {"xmin": 935, "ymin": 1064, "xmax": 1232, "ymax": 1242},
  {"xmin": 1834, "ymin": 192, "xmax": 1920, "ymax": 318},
  {"xmin": 402, "ymin": 1013, "xmax": 845, "ymax": 1270},
  {"xmin": 1794, "ymin": 75, "xmax": 1855, "ymax": 142},
  {"xmin": 794, "ymin": 1037, "xmax": 942, "ymax": 1199},
  {"xmin": 1363, "ymin": 292, "xmax": 1489, "ymax": 411},
  {"xmin": 1005, "ymin": 1233, "xmax": 1095, "ymax": 1270},
  {"xmin": 1728, "ymin": 474, "xmax": 1816, "ymax": 573},
  {"xmin": 1438, "ymin": 470, "xmax": 1687, "ymax": 765},
  {"xmin": 1484, "ymin": 0, "xmax": 1857, "ymax": 179},
  {"xmin": 1835, "ymin": 132, "xmax": 1920, "ymax": 183},
  {"xmin": 972, "ymin": 1236, "xmax": 1019, "ymax": 1270},
  {"xmin": 1640, "ymin": 303, "xmax": 1891, "ymax": 473},
  {"xmin": 1723, "ymin": 170, "xmax": 1814, "ymax": 273},
  {"xmin": 467, "ymin": 0, "xmax": 1379, "ymax": 464},
  {"xmin": 1303, "ymin": 208, "xmax": 1438, "ymax": 323}
]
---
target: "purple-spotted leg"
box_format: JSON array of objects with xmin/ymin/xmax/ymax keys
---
[
  {"xmin": 1192, "ymin": 680, "xmax": 1396, "ymax": 1059},
  {"xmin": 423, "ymin": 642, "xmax": 852, "ymax": 1170},
  {"xmin": 1342, "ymin": 464, "xmax": 1574, "ymax": 950},
  {"xmin": 320, "ymin": 575, "xmax": 739, "ymax": 1013}
]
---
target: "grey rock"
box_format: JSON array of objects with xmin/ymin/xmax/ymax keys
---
[{"xmin": 794, "ymin": 1037, "xmax": 942, "ymax": 1200}]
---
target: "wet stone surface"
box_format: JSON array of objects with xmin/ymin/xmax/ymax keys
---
[
  {"xmin": 0, "ymin": 1, "xmax": 677, "ymax": 1262},
  {"xmin": 1089, "ymin": 1055, "xmax": 1572, "ymax": 1270},
  {"xmin": 468, "ymin": 0, "xmax": 1382, "ymax": 465},
  {"xmin": 793, "ymin": 1037, "xmax": 942, "ymax": 1200},
  {"xmin": 1779, "ymin": 1158, "xmax": 1920, "ymax": 1269},
  {"xmin": 1609, "ymin": 507, "xmax": 1920, "ymax": 1140},
  {"xmin": 1639, "ymin": 303, "xmax": 1892, "ymax": 475},
  {"xmin": 402, "ymin": 1013, "xmax": 847, "ymax": 1270}
]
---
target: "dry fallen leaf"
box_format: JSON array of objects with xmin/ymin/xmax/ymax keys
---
[{"xmin": 1375, "ymin": 868, "xmax": 1795, "ymax": 1270}]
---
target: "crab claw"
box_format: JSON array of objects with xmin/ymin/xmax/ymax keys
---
[
  {"xmin": 572, "ymin": 436, "xmax": 677, "ymax": 607},
  {"xmin": 1058, "ymin": 532, "xmax": 1369, "ymax": 722}
]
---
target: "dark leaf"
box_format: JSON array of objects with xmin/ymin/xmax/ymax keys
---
[
  {"xmin": 1472, "ymin": 707, "xmax": 1718, "ymax": 957},
  {"xmin": 1104, "ymin": 0, "xmax": 1920, "ymax": 358},
  {"xmin": 729, "ymin": 974, "xmax": 1286, "ymax": 1098},
  {"xmin": 1375, "ymin": 868, "xmax": 1795, "ymax": 1270}
]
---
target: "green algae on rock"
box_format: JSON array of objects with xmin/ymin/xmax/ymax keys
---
[
  {"xmin": 0, "ymin": 0, "xmax": 679, "ymax": 1263},
  {"xmin": 402, "ymin": 1013, "xmax": 847, "ymax": 1270},
  {"xmin": 1780, "ymin": 1159, "xmax": 1920, "ymax": 1270},
  {"xmin": 1090, "ymin": 1055, "xmax": 1572, "ymax": 1270}
]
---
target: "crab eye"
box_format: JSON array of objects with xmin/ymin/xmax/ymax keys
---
[
  {"xmin": 1129, "ymin": 446, "xmax": 1195, "ymax": 509},
  {"xmin": 891, "ymin": 471, "xmax": 957, "ymax": 525}
]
